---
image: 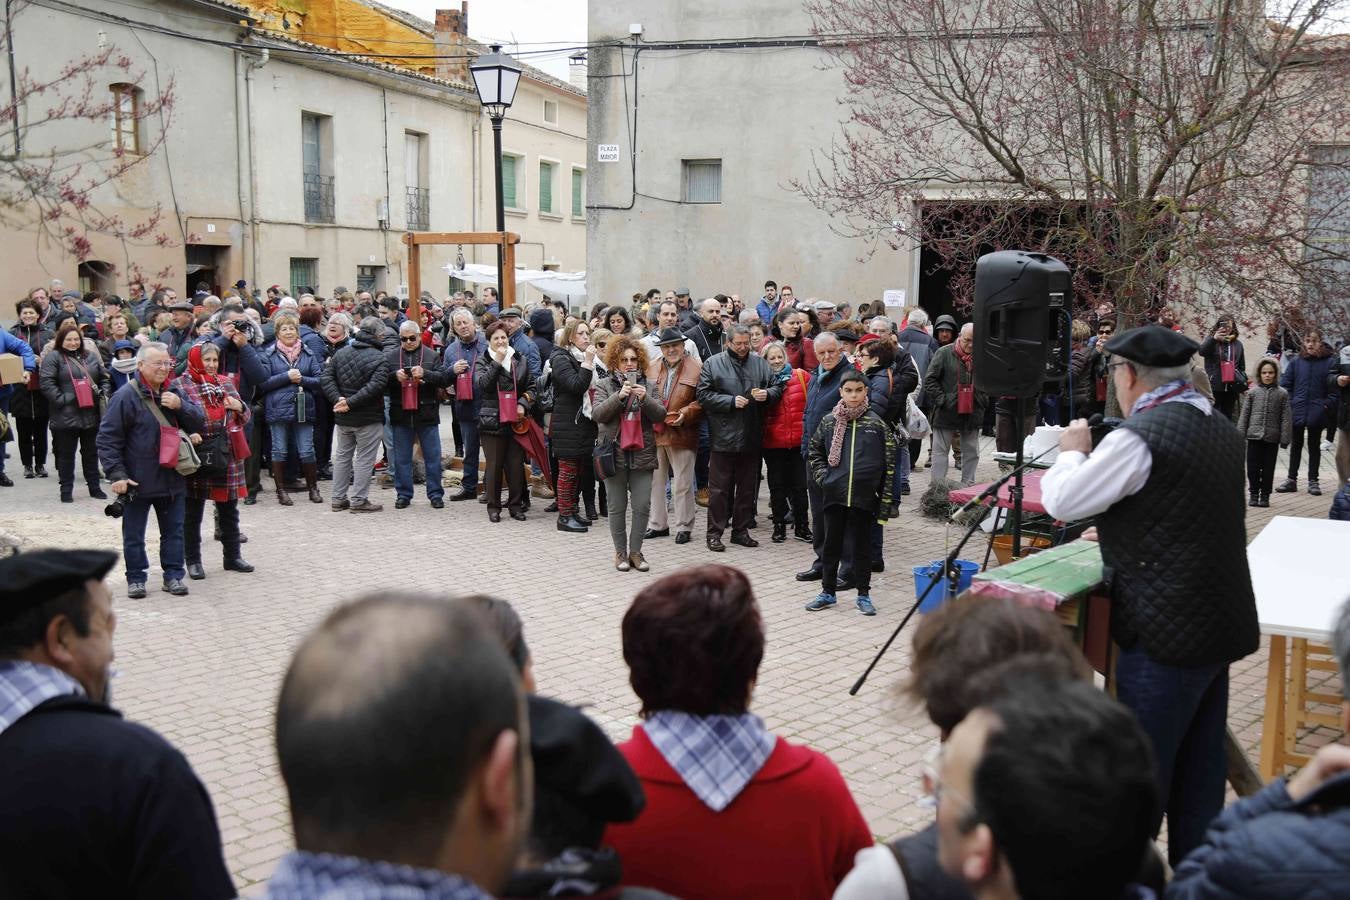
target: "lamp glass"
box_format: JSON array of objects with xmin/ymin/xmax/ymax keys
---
[{"xmin": 470, "ymin": 45, "xmax": 523, "ymax": 114}]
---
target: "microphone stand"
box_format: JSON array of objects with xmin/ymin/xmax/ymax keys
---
[{"xmin": 849, "ymin": 441, "xmax": 1060, "ymax": 697}]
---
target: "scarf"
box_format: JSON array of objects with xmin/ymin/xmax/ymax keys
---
[
  {"xmin": 953, "ymin": 340, "xmax": 973, "ymax": 369},
  {"xmin": 827, "ymin": 399, "xmax": 870, "ymax": 467},
  {"xmin": 770, "ymin": 362, "xmax": 792, "ymax": 385},
  {"xmin": 111, "ymin": 356, "xmax": 139, "ymax": 376},
  {"xmin": 276, "ymin": 337, "xmax": 303, "ymax": 366},
  {"xmin": 643, "ymin": 711, "xmax": 777, "ymax": 812},
  {"xmin": 572, "ymin": 345, "xmax": 601, "ymax": 419},
  {"xmin": 187, "ymin": 344, "xmax": 227, "ymax": 422},
  {"xmin": 1130, "ymin": 378, "xmax": 1212, "ymax": 416}
]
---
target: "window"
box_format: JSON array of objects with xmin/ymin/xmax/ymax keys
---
[
  {"xmin": 110, "ymin": 83, "xmax": 141, "ymax": 154},
  {"xmin": 571, "ymin": 167, "xmax": 585, "ymax": 218},
  {"xmin": 289, "ymin": 257, "xmax": 317, "ymax": 298},
  {"xmin": 405, "ymin": 131, "xmax": 429, "ymax": 230},
  {"xmin": 357, "ymin": 265, "xmax": 384, "ymax": 293},
  {"xmin": 502, "ymin": 154, "xmax": 522, "ymax": 209},
  {"xmin": 543, "ymin": 99, "xmax": 558, "ymax": 125},
  {"xmin": 682, "ymin": 159, "xmax": 722, "ymax": 203},
  {"xmin": 539, "ymin": 160, "xmax": 557, "ymax": 214},
  {"xmin": 302, "ymin": 112, "xmax": 335, "ymax": 224}
]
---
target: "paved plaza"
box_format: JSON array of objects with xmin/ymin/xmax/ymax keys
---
[{"xmin": 0, "ymin": 431, "xmax": 1342, "ymax": 893}]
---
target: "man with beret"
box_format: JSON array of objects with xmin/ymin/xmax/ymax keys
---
[
  {"xmin": 1042, "ymin": 324, "xmax": 1259, "ymax": 866},
  {"xmin": 0, "ymin": 548, "xmax": 235, "ymax": 899},
  {"xmin": 498, "ymin": 307, "xmax": 542, "ymax": 380},
  {"xmin": 161, "ymin": 300, "xmax": 196, "ymax": 358}
]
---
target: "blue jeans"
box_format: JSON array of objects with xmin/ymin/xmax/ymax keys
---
[
  {"xmin": 454, "ymin": 402, "xmax": 481, "ymax": 489},
  {"xmin": 269, "ymin": 421, "xmax": 315, "ymax": 462},
  {"xmin": 894, "ymin": 443, "xmax": 910, "ymax": 493},
  {"xmin": 1114, "ymin": 645, "xmax": 1229, "ymax": 867},
  {"xmin": 121, "ymin": 493, "xmax": 186, "ymax": 583},
  {"xmin": 393, "ymin": 421, "xmax": 443, "ymax": 501}
]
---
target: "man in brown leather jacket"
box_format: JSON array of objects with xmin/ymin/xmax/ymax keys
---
[{"xmin": 644, "ymin": 328, "xmax": 703, "ymax": 544}]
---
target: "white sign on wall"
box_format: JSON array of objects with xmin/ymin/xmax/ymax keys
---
[
  {"xmin": 597, "ymin": 144, "xmax": 621, "ymax": 162},
  {"xmin": 882, "ymin": 289, "xmax": 907, "ymax": 309}
]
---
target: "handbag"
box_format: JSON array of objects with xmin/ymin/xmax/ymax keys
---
[
  {"xmin": 142, "ymin": 392, "xmax": 200, "ymax": 476},
  {"xmin": 455, "ymin": 369, "xmax": 474, "ymax": 401},
  {"xmin": 401, "ymin": 347, "xmax": 424, "ymax": 411},
  {"xmin": 226, "ymin": 410, "xmax": 252, "ymax": 461},
  {"xmin": 195, "ymin": 430, "xmax": 230, "ymax": 477},
  {"xmin": 957, "ymin": 382, "xmax": 975, "ymax": 415},
  {"xmin": 498, "ymin": 364, "xmax": 519, "ymax": 424},
  {"xmin": 65, "ymin": 356, "xmax": 95, "ymax": 409},
  {"xmin": 619, "ymin": 406, "xmax": 644, "ymax": 450},
  {"xmin": 592, "ymin": 440, "xmax": 617, "ymax": 480},
  {"xmin": 1220, "ymin": 358, "xmax": 1237, "ymax": 384}
]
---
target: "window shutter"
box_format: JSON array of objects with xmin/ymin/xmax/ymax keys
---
[
  {"xmin": 572, "ymin": 169, "xmax": 583, "ymax": 217},
  {"xmin": 502, "ymin": 157, "xmax": 517, "ymax": 208},
  {"xmin": 539, "ymin": 161, "xmax": 553, "ymax": 213}
]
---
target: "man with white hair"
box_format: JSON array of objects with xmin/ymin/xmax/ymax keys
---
[
  {"xmin": 321, "ymin": 317, "xmax": 392, "ymax": 513},
  {"xmin": 96, "ymin": 342, "xmax": 206, "ymax": 597},
  {"xmin": 385, "ymin": 320, "xmax": 450, "ymax": 509},
  {"xmin": 897, "ymin": 308, "xmax": 939, "ymax": 470},
  {"xmin": 1042, "ymin": 325, "xmax": 1258, "ymax": 866},
  {"xmin": 796, "ymin": 331, "xmax": 852, "ymax": 583}
]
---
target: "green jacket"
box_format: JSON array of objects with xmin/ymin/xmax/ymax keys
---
[{"xmin": 807, "ymin": 408, "xmax": 896, "ymax": 518}]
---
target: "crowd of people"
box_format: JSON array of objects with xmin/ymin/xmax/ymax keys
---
[
  {"xmin": 3, "ymin": 551, "xmax": 1348, "ymax": 900},
  {"xmin": 2, "ymin": 277, "xmax": 1348, "ymax": 602}
]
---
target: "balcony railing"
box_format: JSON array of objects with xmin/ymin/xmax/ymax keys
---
[
  {"xmin": 304, "ymin": 173, "xmax": 335, "ymax": 224},
  {"xmin": 407, "ymin": 186, "xmax": 430, "ymax": 231}
]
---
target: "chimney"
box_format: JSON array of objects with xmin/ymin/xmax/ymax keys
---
[
  {"xmin": 434, "ymin": 3, "xmax": 469, "ymax": 84},
  {"xmin": 568, "ymin": 52, "xmax": 587, "ymax": 91}
]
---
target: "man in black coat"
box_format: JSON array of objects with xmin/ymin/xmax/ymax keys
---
[
  {"xmin": 322, "ymin": 316, "xmax": 391, "ymax": 513},
  {"xmin": 695, "ymin": 325, "xmax": 782, "ymax": 552},
  {"xmin": 0, "ymin": 549, "xmax": 235, "ymax": 899},
  {"xmin": 386, "ymin": 320, "xmax": 450, "ymax": 509}
]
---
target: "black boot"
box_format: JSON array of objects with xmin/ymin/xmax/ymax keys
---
[
  {"xmin": 1249, "ymin": 492, "xmax": 1259, "ymax": 507},
  {"xmin": 1257, "ymin": 493, "xmax": 1270, "ymax": 508},
  {"xmin": 772, "ymin": 522, "xmax": 787, "ymax": 543}
]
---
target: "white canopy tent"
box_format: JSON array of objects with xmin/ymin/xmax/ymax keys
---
[{"xmin": 441, "ymin": 263, "xmax": 588, "ymax": 300}]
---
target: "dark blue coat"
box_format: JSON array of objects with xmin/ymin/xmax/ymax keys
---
[
  {"xmin": 96, "ymin": 378, "xmax": 205, "ymax": 498},
  {"xmin": 0, "ymin": 694, "xmax": 235, "ymax": 899},
  {"xmin": 444, "ymin": 333, "xmax": 488, "ymax": 414},
  {"xmin": 1279, "ymin": 352, "xmax": 1337, "ymax": 428},
  {"xmin": 800, "ymin": 361, "xmax": 851, "ymax": 455},
  {"xmin": 298, "ymin": 324, "xmax": 327, "ymax": 360},
  {"xmin": 1166, "ymin": 772, "xmax": 1350, "ymax": 900},
  {"xmin": 211, "ymin": 335, "xmax": 269, "ymax": 404},
  {"xmin": 259, "ymin": 343, "xmax": 324, "ymax": 424}
]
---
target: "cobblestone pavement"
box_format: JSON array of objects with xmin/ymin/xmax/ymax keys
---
[{"xmin": 0, "ymin": 431, "xmax": 1341, "ymax": 892}]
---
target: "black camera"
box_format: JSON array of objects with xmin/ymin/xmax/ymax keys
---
[
  {"xmin": 104, "ymin": 486, "xmax": 137, "ymax": 518},
  {"xmin": 230, "ymin": 319, "xmax": 255, "ymax": 338}
]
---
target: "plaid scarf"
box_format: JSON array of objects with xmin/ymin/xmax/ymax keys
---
[
  {"xmin": 0, "ymin": 661, "xmax": 84, "ymax": 738},
  {"xmin": 265, "ymin": 851, "xmax": 492, "ymax": 900},
  {"xmin": 644, "ymin": 710, "xmax": 777, "ymax": 812}
]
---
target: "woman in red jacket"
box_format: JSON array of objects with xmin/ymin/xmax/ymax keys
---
[
  {"xmin": 605, "ymin": 566, "xmax": 873, "ymax": 900},
  {"xmin": 760, "ymin": 341, "xmax": 812, "ymax": 544}
]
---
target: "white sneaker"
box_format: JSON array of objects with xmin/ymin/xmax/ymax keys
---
[{"xmin": 1322, "ymin": 439, "xmax": 1335, "ymax": 452}]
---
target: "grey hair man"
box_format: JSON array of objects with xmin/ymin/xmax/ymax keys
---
[
  {"xmin": 386, "ymin": 320, "xmax": 451, "ymax": 509},
  {"xmin": 1043, "ymin": 325, "xmax": 1258, "ymax": 866},
  {"xmin": 320, "ymin": 316, "xmax": 392, "ymax": 513}
]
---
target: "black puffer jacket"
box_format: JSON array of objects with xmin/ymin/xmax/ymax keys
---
[
  {"xmin": 320, "ymin": 331, "xmax": 390, "ymax": 427},
  {"xmin": 695, "ymin": 350, "xmax": 783, "ymax": 453},
  {"xmin": 384, "ymin": 343, "xmax": 450, "ymax": 429},
  {"xmin": 39, "ymin": 347, "xmax": 110, "ymax": 431},
  {"xmin": 475, "ymin": 349, "xmax": 535, "ymax": 436},
  {"xmin": 8, "ymin": 324, "xmax": 51, "ymax": 419},
  {"xmin": 549, "ymin": 346, "xmax": 598, "ymax": 458}
]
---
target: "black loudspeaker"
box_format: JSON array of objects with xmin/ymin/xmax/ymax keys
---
[{"xmin": 973, "ymin": 251, "xmax": 1072, "ymax": 398}]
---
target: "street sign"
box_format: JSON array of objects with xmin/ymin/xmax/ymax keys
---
[{"xmin": 597, "ymin": 144, "xmax": 620, "ymax": 162}]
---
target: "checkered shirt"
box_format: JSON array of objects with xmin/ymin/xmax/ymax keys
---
[
  {"xmin": 643, "ymin": 710, "xmax": 778, "ymax": 812},
  {"xmin": 264, "ymin": 851, "xmax": 493, "ymax": 900},
  {"xmin": 0, "ymin": 660, "xmax": 85, "ymax": 738}
]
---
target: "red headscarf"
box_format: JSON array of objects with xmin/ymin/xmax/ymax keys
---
[{"xmin": 187, "ymin": 343, "xmax": 227, "ymax": 421}]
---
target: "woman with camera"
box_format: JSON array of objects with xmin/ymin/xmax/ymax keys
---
[
  {"xmin": 259, "ymin": 313, "xmax": 324, "ymax": 505},
  {"xmin": 1199, "ymin": 314, "xmax": 1248, "ymax": 421},
  {"xmin": 592, "ymin": 335, "xmax": 666, "ymax": 572},
  {"xmin": 39, "ymin": 321, "xmax": 111, "ymax": 503},
  {"xmin": 175, "ymin": 343, "xmax": 254, "ymax": 579},
  {"xmin": 475, "ymin": 320, "xmax": 537, "ymax": 523}
]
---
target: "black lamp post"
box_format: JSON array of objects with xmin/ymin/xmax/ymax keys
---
[{"xmin": 470, "ymin": 44, "xmax": 522, "ymax": 309}]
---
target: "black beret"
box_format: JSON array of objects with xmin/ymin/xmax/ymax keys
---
[
  {"xmin": 833, "ymin": 329, "xmax": 860, "ymax": 343},
  {"xmin": 0, "ymin": 549, "xmax": 117, "ymax": 621},
  {"xmin": 1104, "ymin": 326, "xmax": 1199, "ymax": 368},
  {"xmin": 527, "ymin": 695, "xmax": 644, "ymax": 824}
]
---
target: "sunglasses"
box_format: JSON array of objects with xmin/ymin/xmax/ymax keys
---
[{"xmin": 400, "ymin": 336, "xmax": 420, "ymax": 342}]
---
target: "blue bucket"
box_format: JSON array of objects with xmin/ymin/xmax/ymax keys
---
[{"xmin": 912, "ymin": 559, "xmax": 980, "ymax": 613}]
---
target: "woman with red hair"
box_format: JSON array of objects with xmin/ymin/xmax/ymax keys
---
[{"xmin": 176, "ymin": 342, "xmax": 254, "ymax": 579}]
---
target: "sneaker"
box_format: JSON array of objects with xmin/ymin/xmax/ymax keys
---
[
  {"xmin": 856, "ymin": 595, "xmax": 877, "ymax": 616},
  {"xmin": 350, "ymin": 499, "xmax": 383, "ymax": 513},
  {"xmin": 162, "ymin": 578, "xmax": 190, "ymax": 597},
  {"xmin": 22, "ymin": 466, "xmax": 33, "ymax": 479},
  {"xmin": 35, "ymin": 466, "xmax": 48, "ymax": 478},
  {"xmin": 1308, "ymin": 480, "xmax": 1322, "ymax": 497},
  {"xmin": 615, "ymin": 553, "xmax": 631, "ymax": 572},
  {"xmin": 1249, "ymin": 494, "xmax": 1259, "ymax": 507},
  {"xmin": 629, "ymin": 552, "xmax": 649, "ymax": 572},
  {"xmin": 805, "ymin": 592, "xmax": 837, "ymax": 612},
  {"xmin": 1275, "ymin": 478, "xmax": 1297, "ymax": 493},
  {"xmin": 126, "ymin": 582, "xmax": 147, "ymax": 599}
]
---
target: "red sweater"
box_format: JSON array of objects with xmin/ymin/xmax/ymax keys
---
[{"xmin": 604, "ymin": 725, "xmax": 873, "ymax": 900}]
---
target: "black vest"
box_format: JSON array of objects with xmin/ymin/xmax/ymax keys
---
[
  {"xmin": 1097, "ymin": 400, "xmax": 1259, "ymax": 666},
  {"xmin": 887, "ymin": 824, "xmax": 972, "ymax": 900}
]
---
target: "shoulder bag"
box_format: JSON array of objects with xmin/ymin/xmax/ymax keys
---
[{"xmin": 141, "ymin": 392, "xmax": 200, "ymax": 476}]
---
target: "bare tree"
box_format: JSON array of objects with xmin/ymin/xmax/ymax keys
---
[
  {"xmin": 0, "ymin": 0, "xmax": 174, "ymax": 267},
  {"xmin": 799, "ymin": 0, "xmax": 1350, "ymax": 335}
]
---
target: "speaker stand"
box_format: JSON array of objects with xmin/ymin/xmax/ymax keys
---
[{"xmin": 1009, "ymin": 397, "xmax": 1026, "ymax": 559}]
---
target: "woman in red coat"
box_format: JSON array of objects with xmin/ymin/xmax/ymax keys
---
[
  {"xmin": 605, "ymin": 566, "xmax": 873, "ymax": 900},
  {"xmin": 760, "ymin": 341, "xmax": 812, "ymax": 544}
]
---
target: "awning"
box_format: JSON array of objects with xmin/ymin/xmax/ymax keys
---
[{"xmin": 441, "ymin": 262, "xmax": 588, "ymax": 299}]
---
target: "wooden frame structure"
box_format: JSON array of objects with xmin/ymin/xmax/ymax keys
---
[{"xmin": 403, "ymin": 231, "xmax": 520, "ymax": 323}]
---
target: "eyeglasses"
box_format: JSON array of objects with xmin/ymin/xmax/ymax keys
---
[
  {"xmin": 1099, "ymin": 329, "xmax": 1113, "ymax": 335},
  {"xmin": 621, "ymin": 355, "xmax": 639, "ymax": 363},
  {"xmin": 400, "ymin": 336, "xmax": 420, "ymax": 343}
]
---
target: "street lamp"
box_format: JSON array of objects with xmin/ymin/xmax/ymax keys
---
[{"xmin": 470, "ymin": 44, "xmax": 522, "ymax": 310}]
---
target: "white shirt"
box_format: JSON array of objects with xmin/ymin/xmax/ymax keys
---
[
  {"xmin": 832, "ymin": 845, "xmax": 909, "ymax": 900},
  {"xmin": 1041, "ymin": 381, "xmax": 1213, "ymax": 522}
]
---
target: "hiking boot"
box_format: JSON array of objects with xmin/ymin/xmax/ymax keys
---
[{"xmin": 349, "ymin": 499, "xmax": 383, "ymax": 513}]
